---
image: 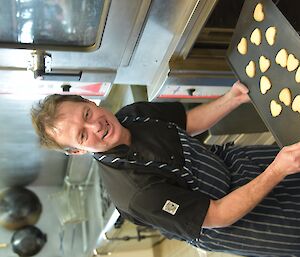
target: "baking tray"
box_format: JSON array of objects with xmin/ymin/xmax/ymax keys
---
[{"xmin": 227, "ymin": 0, "xmax": 300, "ymax": 147}]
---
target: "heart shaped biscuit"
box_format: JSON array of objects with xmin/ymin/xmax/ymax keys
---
[
  {"xmin": 270, "ymin": 100, "xmax": 282, "ymax": 117},
  {"xmin": 260, "ymin": 76, "xmax": 272, "ymax": 95},
  {"xmin": 287, "ymin": 54, "xmax": 299, "ymax": 72},
  {"xmin": 275, "ymin": 49, "xmax": 288, "ymax": 68},
  {"xmin": 279, "ymin": 88, "xmax": 292, "ymax": 106},
  {"xmin": 245, "ymin": 61, "xmax": 256, "ymax": 78},
  {"xmin": 237, "ymin": 37, "xmax": 247, "ymax": 55},
  {"xmin": 265, "ymin": 27, "xmax": 277, "ymax": 46},
  {"xmin": 254, "ymin": 3, "xmax": 264, "ymax": 22},
  {"xmin": 295, "ymin": 66, "xmax": 300, "ymax": 83},
  {"xmin": 250, "ymin": 28, "xmax": 262, "ymax": 46},
  {"xmin": 259, "ymin": 56, "xmax": 271, "ymax": 73},
  {"xmin": 292, "ymin": 95, "xmax": 300, "ymax": 113}
]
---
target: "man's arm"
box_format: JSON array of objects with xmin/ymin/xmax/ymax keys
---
[
  {"xmin": 186, "ymin": 81, "xmax": 250, "ymax": 136},
  {"xmin": 202, "ymin": 142, "xmax": 300, "ymax": 228}
]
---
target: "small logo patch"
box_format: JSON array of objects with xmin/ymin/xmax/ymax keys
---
[{"xmin": 162, "ymin": 200, "xmax": 179, "ymax": 215}]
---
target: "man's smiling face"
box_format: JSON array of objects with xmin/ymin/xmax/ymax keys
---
[{"xmin": 46, "ymin": 100, "xmax": 129, "ymax": 154}]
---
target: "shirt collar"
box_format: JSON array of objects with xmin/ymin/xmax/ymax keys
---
[{"xmin": 93, "ymin": 144, "xmax": 130, "ymax": 159}]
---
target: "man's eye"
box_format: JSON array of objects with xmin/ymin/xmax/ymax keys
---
[
  {"xmin": 85, "ymin": 109, "xmax": 90, "ymax": 119},
  {"xmin": 80, "ymin": 131, "xmax": 86, "ymax": 143}
]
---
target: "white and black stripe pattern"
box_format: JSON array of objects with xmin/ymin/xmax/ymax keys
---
[
  {"xmin": 178, "ymin": 127, "xmax": 231, "ymax": 200},
  {"xmin": 185, "ymin": 141, "xmax": 300, "ymax": 256}
]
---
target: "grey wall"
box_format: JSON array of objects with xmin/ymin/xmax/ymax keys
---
[{"xmin": 0, "ymin": 95, "xmax": 68, "ymax": 188}]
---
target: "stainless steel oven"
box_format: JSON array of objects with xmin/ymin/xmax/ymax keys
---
[{"xmin": 153, "ymin": 0, "xmax": 300, "ymax": 102}]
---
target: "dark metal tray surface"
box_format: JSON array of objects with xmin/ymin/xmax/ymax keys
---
[{"xmin": 227, "ymin": 0, "xmax": 300, "ymax": 147}]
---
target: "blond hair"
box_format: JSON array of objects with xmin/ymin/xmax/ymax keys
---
[{"xmin": 31, "ymin": 94, "xmax": 88, "ymax": 151}]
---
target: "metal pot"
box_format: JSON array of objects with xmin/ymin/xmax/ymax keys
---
[
  {"xmin": 11, "ymin": 225, "xmax": 47, "ymax": 257},
  {"xmin": 0, "ymin": 225, "xmax": 47, "ymax": 257},
  {"xmin": 0, "ymin": 187, "xmax": 42, "ymax": 230}
]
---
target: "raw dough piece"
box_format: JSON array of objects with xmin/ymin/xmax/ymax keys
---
[
  {"xmin": 279, "ymin": 88, "xmax": 292, "ymax": 106},
  {"xmin": 253, "ymin": 3, "xmax": 264, "ymax": 22},
  {"xmin": 270, "ymin": 100, "xmax": 282, "ymax": 117},
  {"xmin": 260, "ymin": 76, "xmax": 272, "ymax": 94},
  {"xmin": 287, "ymin": 54, "xmax": 299, "ymax": 72},
  {"xmin": 295, "ymin": 66, "xmax": 300, "ymax": 83},
  {"xmin": 250, "ymin": 28, "xmax": 262, "ymax": 46},
  {"xmin": 237, "ymin": 37, "xmax": 247, "ymax": 55},
  {"xmin": 265, "ymin": 26, "xmax": 277, "ymax": 46},
  {"xmin": 275, "ymin": 49, "xmax": 288, "ymax": 68},
  {"xmin": 292, "ymin": 95, "xmax": 300, "ymax": 113},
  {"xmin": 259, "ymin": 56, "xmax": 271, "ymax": 73},
  {"xmin": 245, "ymin": 61, "xmax": 256, "ymax": 78}
]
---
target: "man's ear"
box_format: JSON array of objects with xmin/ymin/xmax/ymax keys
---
[{"xmin": 65, "ymin": 148, "xmax": 87, "ymax": 155}]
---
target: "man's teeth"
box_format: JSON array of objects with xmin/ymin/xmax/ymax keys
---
[{"xmin": 102, "ymin": 127, "xmax": 109, "ymax": 139}]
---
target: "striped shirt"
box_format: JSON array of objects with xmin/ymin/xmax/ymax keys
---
[
  {"xmin": 95, "ymin": 103, "xmax": 300, "ymax": 257},
  {"xmin": 178, "ymin": 128, "xmax": 300, "ymax": 257}
]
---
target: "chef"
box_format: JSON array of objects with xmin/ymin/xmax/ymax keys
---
[{"xmin": 31, "ymin": 80, "xmax": 300, "ymax": 256}]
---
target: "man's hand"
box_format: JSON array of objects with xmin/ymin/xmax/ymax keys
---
[
  {"xmin": 269, "ymin": 141, "xmax": 300, "ymax": 177},
  {"xmin": 227, "ymin": 80, "xmax": 251, "ymax": 104},
  {"xmin": 186, "ymin": 80, "xmax": 251, "ymax": 136}
]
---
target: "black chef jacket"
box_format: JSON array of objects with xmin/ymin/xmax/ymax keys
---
[{"xmin": 94, "ymin": 102, "xmax": 210, "ymax": 242}]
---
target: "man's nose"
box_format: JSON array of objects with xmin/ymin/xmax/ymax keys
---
[{"xmin": 85, "ymin": 121, "xmax": 101, "ymax": 132}]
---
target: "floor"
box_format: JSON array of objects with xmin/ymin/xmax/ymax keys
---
[
  {"xmin": 152, "ymin": 238, "xmax": 243, "ymax": 257},
  {"xmin": 95, "ymin": 221, "xmax": 243, "ymax": 257}
]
